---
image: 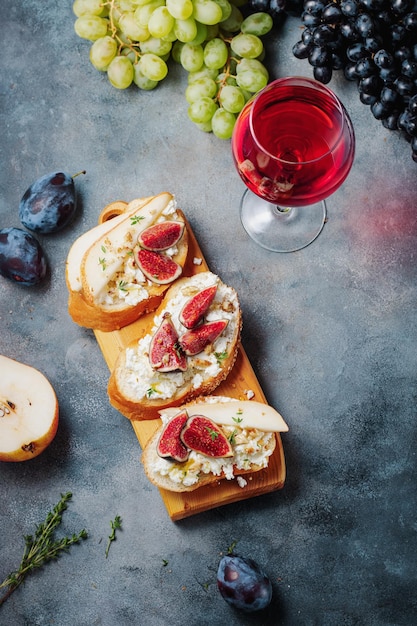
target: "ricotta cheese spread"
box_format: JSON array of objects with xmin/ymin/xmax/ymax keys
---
[
  {"xmin": 149, "ymin": 422, "xmax": 274, "ymax": 487},
  {"xmin": 121, "ymin": 272, "xmax": 239, "ymax": 400}
]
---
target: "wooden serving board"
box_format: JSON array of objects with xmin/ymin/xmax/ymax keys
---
[{"xmin": 94, "ymin": 203, "xmax": 286, "ymax": 521}]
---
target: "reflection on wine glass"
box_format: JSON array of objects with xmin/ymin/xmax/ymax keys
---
[{"xmin": 231, "ymin": 76, "xmax": 355, "ymax": 253}]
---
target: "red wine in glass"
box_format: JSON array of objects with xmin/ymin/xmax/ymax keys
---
[{"xmin": 232, "ymin": 76, "xmax": 355, "ymax": 252}]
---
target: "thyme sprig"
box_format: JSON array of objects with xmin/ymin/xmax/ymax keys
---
[
  {"xmin": 105, "ymin": 515, "xmax": 122, "ymax": 558},
  {"xmin": 130, "ymin": 214, "xmax": 145, "ymax": 225},
  {"xmin": 0, "ymin": 492, "xmax": 87, "ymax": 607},
  {"xmin": 206, "ymin": 427, "xmax": 219, "ymax": 441}
]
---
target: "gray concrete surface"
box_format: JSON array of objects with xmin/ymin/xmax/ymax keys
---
[{"xmin": 1, "ymin": 2, "xmax": 416, "ymax": 625}]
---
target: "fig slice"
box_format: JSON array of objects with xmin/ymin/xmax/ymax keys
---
[
  {"xmin": 138, "ymin": 220, "xmax": 185, "ymax": 251},
  {"xmin": 135, "ymin": 249, "xmax": 182, "ymax": 285},
  {"xmin": 178, "ymin": 319, "xmax": 229, "ymax": 356},
  {"xmin": 180, "ymin": 415, "xmax": 233, "ymax": 458},
  {"xmin": 179, "ymin": 285, "xmax": 218, "ymax": 329},
  {"xmin": 149, "ymin": 313, "xmax": 187, "ymax": 372},
  {"xmin": 157, "ymin": 410, "xmax": 190, "ymax": 462}
]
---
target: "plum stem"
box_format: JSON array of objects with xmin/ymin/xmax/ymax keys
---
[{"xmin": 71, "ymin": 170, "xmax": 86, "ymax": 179}]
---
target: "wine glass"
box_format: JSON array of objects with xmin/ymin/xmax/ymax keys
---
[{"xmin": 231, "ymin": 76, "xmax": 355, "ymax": 253}]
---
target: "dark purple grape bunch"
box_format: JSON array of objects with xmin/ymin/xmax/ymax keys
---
[
  {"xmin": 0, "ymin": 170, "xmax": 85, "ymax": 286},
  {"xmin": 217, "ymin": 553, "xmax": 273, "ymax": 613},
  {"xmin": 247, "ymin": 0, "xmax": 304, "ymax": 26},
  {"xmin": 292, "ymin": 0, "xmax": 417, "ymax": 162},
  {"xmin": 401, "ymin": 93, "xmax": 417, "ymax": 161}
]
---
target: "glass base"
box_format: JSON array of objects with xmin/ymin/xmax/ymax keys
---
[{"xmin": 240, "ymin": 188, "xmax": 327, "ymax": 253}]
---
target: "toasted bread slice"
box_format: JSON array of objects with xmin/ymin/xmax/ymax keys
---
[
  {"xmin": 141, "ymin": 396, "xmax": 288, "ymax": 492},
  {"xmin": 66, "ymin": 193, "xmax": 189, "ymax": 332},
  {"xmin": 107, "ymin": 272, "xmax": 242, "ymax": 420}
]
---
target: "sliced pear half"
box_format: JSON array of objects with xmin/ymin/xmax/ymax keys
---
[
  {"xmin": 80, "ymin": 192, "xmax": 176, "ymax": 304},
  {"xmin": 0, "ymin": 355, "xmax": 59, "ymax": 462},
  {"xmin": 65, "ymin": 197, "xmax": 149, "ymax": 293},
  {"xmin": 160, "ymin": 398, "xmax": 288, "ymax": 433}
]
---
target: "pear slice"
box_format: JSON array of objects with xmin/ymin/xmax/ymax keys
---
[
  {"xmin": 161, "ymin": 399, "xmax": 289, "ymax": 433},
  {"xmin": 0, "ymin": 355, "xmax": 59, "ymax": 462},
  {"xmin": 80, "ymin": 192, "xmax": 176, "ymax": 305},
  {"xmin": 65, "ymin": 197, "xmax": 149, "ymax": 294}
]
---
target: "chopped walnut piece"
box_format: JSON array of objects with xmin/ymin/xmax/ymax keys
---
[
  {"xmin": 222, "ymin": 299, "xmax": 235, "ymax": 313},
  {"xmin": 182, "ymin": 286, "xmax": 200, "ymax": 296}
]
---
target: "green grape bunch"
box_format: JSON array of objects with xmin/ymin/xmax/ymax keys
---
[{"xmin": 72, "ymin": 0, "xmax": 274, "ymax": 138}]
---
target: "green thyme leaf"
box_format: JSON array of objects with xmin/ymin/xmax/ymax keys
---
[
  {"xmin": 207, "ymin": 427, "xmax": 219, "ymax": 441},
  {"xmin": 146, "ymin": 386, "xmax": 157, "ymax": 398},
  {"xmin": 214, "ymin": 351, "xmax": 228, "ymax": 364},
  {"xmin": 105, "ymin": 515, "xmax": 122, "ymax": 558},
  {"xmin": 130, "ymin": 215, "xmax": 145, "ymax": 225},
  {"xmin": 228, "ymin": 429, "xmax": 238, "ymax": 445}
]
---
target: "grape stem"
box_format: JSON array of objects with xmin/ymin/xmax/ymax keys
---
[
  {"xmin": 215, "ymin": 58, "xmax": 231, "ymax": 101},
  {"xmin": 105, "ymin": 0, "xmax": 142, "ymax": 61}
]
